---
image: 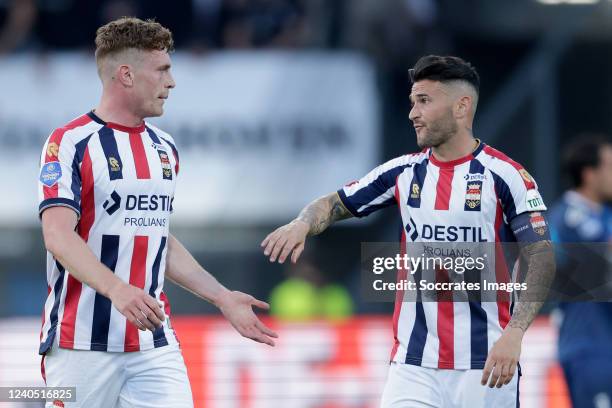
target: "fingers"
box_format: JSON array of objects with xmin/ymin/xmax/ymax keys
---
[
  {"xmin": 291, "ymin": 242, "xmax": 305, "ymax": 264},
  {"xmin": 143, "ymin": 295, "xmax": 166, "ymax": 323},
  {"xmin": 505, "ymin": 364, "xmax": 517, "ymax": 385},
  {"xmin": 126, "ymin": 310, "xmax": 147, "ymax": 331},
  {"xmin": 262, "ymin": 224, "xmax": 306, "ymax": 264},
  {"xmin": 277, "ymin": 241, "xmax": 296, "ymax": 264},
  {"xmin": 255, "ymin": 319, "xmax": 279, "ymax": 339},
  {"xmin": 481, "ymin": 357, "xmax": 493, "ymax": 386},
  {"xmin": 496, "ymin": 364, "xmax": 509, "ymax": 388},
  {"xmin": 262, "ymin": 228, "xmax": 282, "ymax": 258},
  {"xmin": 251, "ymin": 297, "xmax": 270, "ymax": 310},
  {"xmin": 260, "ymin": 229, "xmax": 275, "ymax": 249},
  {"xmin": 269, "ymin": 235, "xmax": 289, "ymax": 263},
  {"xmin": 488, "ymin": 363, "xmax": 502, "ymax": 388},
  {"xmin": 245, "ymin": 326, "xmax": 276, "ymax": 347}
]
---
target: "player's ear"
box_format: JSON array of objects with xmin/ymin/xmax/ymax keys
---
[
  {"xmin": 455, "ymin": 95, "xmax": 470, "ymax": 118},
  {"xmin": 117, "ymin": 64, "xmax": 134, "ymax": 87}
]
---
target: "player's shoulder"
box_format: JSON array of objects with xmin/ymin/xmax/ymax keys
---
[
  {"xmin": 381, "ymin": 149, "xmax": 429, "ymax": 171},
  {"xmin": 144, "ymin": 122, "xmax": 176, "ymax": 146},
  {"xmin": 46, "ymin": 112, "xmax": 102, "ymax": 147},
  {"xmin": 476, "ymin": 143, "xmax": 536, "ymax": 188}
]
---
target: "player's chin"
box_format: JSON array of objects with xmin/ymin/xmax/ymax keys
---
[
  {"xmin": 147, "ymin": 106, "xmax": 164, "ymax": 118},
  {"xmin": 416, "ymin": 134, "xmax": 431, "ymax": 149}
]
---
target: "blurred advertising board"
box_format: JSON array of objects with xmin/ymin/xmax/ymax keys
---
[
  {"xmin": 0, "ymin": 52, "xmax": 379, "ymax": 226},
  {"xmin": 0, "ymin": 316, "xmax": 568, "ymax": 408}
]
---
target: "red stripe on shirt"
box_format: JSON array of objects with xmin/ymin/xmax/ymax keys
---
[
  {"xmin": 124, "ymin": 236, "xmax": 149, "ymax": 352},
  {"xmin": 434, "ymin": 167, "xmax": 454, "ymax": 210},
  {"xmin": 436, "ymin": 268, "xmax": 455, "ymax": 368},
  {"xmin": 494, "ymin": 199, "xmax": 511, "ymax": 328},
  {"xmin": 390, "ymin": 176, "xmax": 406, "ymax": 361},
  {"xmin": 59, "ymin": 274, "xmax": 82, "ymax": 349},
  {"xmin": 40, "ymin": 355, "xmax": 46, "ymax": 384},
  {"xmin": 77, "ymin": 147, "xmax": 95, "ymax": 241},
  {"xmin": 160, "ymin": 291, "xmax": 171, "ymax": 317},
  {"xmin": 43, "ymin": 114, "xmax": 92, "ymax": 200},
  {"xmin": 129, "ymin": 133, "xmax": 151, "ymax": 179},
  {"xmin": 60, "ymin": 146, "xmax": 94, "ymax": 348},
  {"xmin": 484, "ymin": 145, "xmax": 536, "ymax": 190}
]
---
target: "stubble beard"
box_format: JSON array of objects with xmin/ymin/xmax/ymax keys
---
[{"xmin": 416, "ymin": 112, "xmax": 458, "ymax": 149}]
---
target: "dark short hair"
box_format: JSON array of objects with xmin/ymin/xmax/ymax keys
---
[
  {"xmin": 562, "ymin": 135, "xmax": 610, "ymax": 188},
  {"xmin": 409, "ymin": 55, "xmax": 480, "ymax": 94},
  {"xmin": 95, "ymin": 17, "xmax": 174, "ymax": 63}
]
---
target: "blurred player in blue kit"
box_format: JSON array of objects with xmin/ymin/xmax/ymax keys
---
[{"xmin": 549, "ymin": 136, "xmax": 612, "ymax": 408}]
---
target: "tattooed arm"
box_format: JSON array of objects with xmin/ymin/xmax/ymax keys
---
[
  {"xmin": 508, "ymin": 240, "xmax": 556, "ymax": 331},
  {"xmin": 296, "ymin": 192, "xmax": 354, "ymax": 236},
  {"xmin": 481, "ymin": 237, "xmax": 555, "ymax": 389},
  {"xmin": 261, "ymin": 192, "xmax": 354, "ymax": 264}
]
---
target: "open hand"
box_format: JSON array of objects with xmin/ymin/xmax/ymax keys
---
[
  {"xmin": 218, "ymin": 291, "xmax": 279, "ymax": 346},
  {"xmin": 261, "ymin": 220, "xmax": 309, "ymax": 264}
]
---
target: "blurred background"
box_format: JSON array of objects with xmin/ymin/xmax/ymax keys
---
[{"xmin": 0, "ymin": 0, "xmax": 611, "ymax": 407}]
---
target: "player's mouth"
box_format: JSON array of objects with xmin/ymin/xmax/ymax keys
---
[{"xmin": 414, "ymin": 124, "xmax": 425, "ymax": 131}]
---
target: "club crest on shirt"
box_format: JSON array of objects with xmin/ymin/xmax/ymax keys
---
[
  {"xmin": 109, "ymin": 157, "xmax": 121, "ymax": 172},
  {"xmin": 410, "ymin": 183, "xmax": 420, "ymax": 199},
  {"xmin": 464, "ymin": 181, "xmax": 482, "ymax": 211},
  {"xmin": 46, "ymin": 142, "xmax": 59, "ymax": 158},
  {"xmin": 39, "ymin": 162, "xmax": 62, "ymax": 187},
  {"xmin": 529, "ymin": 212, "xmax": 547, "ymax": 235}
]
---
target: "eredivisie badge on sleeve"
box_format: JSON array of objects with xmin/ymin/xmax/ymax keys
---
[{"xmin": 39, "ymin": 162, "xmax": 62, "ymax": 187}]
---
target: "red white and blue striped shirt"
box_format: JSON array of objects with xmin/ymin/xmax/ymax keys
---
[
  {"xmin": 338, "ymin": 141, "xmax": 547, "ymax": 369},
  {"xmin": 38, "ymin": 111, "xmax": 180, "ymax": 354}
]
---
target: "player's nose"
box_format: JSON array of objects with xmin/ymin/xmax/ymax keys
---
[
  {"xmin": 409, "ymin": 105, "xmax": 419, "ymax": 121},
  {"xmin": 167, "ymin": 73, "xmax": 176, "ymax": 89}
]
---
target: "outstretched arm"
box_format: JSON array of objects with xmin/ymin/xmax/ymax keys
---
[
  {"xmin": 261, "ymin": 192, "xmax": 354, "ymax": 264},
  {"xmin": 166, "ymin": 234, "xmax": 278, "ymax": 346}
]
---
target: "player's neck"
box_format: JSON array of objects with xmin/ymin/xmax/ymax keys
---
[
  {"xmin": 430, "ymin": 131, "xmax": 477, "ymax": 163},
  {"xmin": 95, "ymin": 96, "xmax": 144, "ymax": 128}
]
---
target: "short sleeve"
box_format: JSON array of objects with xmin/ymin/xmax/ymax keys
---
[
  {"xmin": 337, "ymin": 155, "xmax": 415, "ymax": 218},
  {"xmin": 38, "ymin": 130, "xmax": 81, "ymax": 218},
  {"xmin": 491, "ymin": 163, "xmax": 547, "ymax": 223}
]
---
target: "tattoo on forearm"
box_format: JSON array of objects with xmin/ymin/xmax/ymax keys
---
[
  {"xmin": 297, "ymin": 193, "xmax": 353, "ymax": 236},
  {"xmin": 508, "ymin": 240, "xmax": 556, "ymax": 332}
]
